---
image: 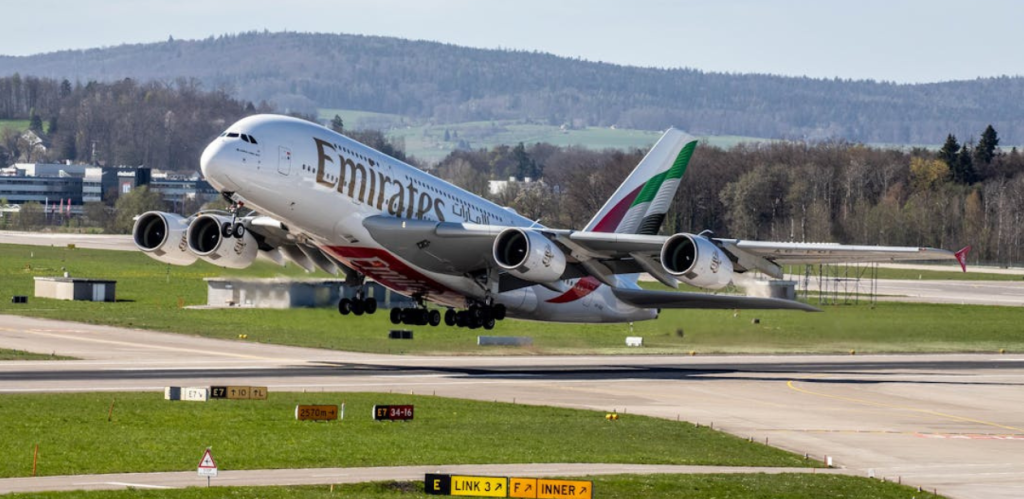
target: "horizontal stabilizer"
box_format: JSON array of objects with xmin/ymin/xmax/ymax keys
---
[{"xmin": 612, "ymin": 288, "xmax": 820, "ymax": 312}]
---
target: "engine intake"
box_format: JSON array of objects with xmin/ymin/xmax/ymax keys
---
[
  {"xmin": 132, "ymin": 211, "xmax": 197, "ymax": 266},
  {"xmin": 493, "ymin": 228, "xmax": 566, "ymax": 283},
  {"xmin": 186, "ymin": 214, "xmax": 258, "ymax": 269},
  {"xmin": 660, "ymin": 233, "xmax": 734, "ymax": 289}
]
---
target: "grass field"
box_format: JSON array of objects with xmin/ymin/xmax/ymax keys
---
[
  {"xmin": 0, "ymin": 392, "xmax": 811, "ymax": 478},
  {"xmin": 0, "ymin": 348, "xmax": 73, "ymax": 361},
  {"xmin": 0, "ymin": 119, "xmax": 30, "ymax": 134},
  {"xmin": 3, "ymin": 475, "xmax": 943, "ymax": 499},
  {"xmin": 0, "ymin": 243, "xmax": 1021, "ymax": 355}
]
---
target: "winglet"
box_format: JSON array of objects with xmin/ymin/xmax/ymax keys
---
[{"xmin": 954, "ymin": 246, "xmax": 971, "ymax": 272}]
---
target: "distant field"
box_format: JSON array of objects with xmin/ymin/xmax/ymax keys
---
[
  {"xmin": 0, "ymin": 244, "xmax": 1021, "ymax": 355},
  {"xmin": 5, "ymin": 475, "xmax": 936, "ymax": 499},
  {"xmin": 0, "ymin": 119, "xmax": 29, "ymax": 134},
  {"xmin": 317, "ymin": 109, "xmax": 770, "ymax": 163},
  {"xmin": 0, "ymin": 392, "xmax": 809, "ymax": 478}
]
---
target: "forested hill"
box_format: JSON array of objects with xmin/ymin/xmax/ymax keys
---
[{"xmin": 3, "ymin": 31, "xmax": 1024, "ymax": 144}]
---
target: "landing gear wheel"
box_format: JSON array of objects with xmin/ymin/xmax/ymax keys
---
[
  {"xmin": 351, "ymin": 299, "xmax": 365, "ymax": 316},
  {"xmin": 470, "ymin": 306, "xmax": 485, "ymax": 322},
  {"xmin": 232, "ymin": 223, "xmax": 245, "ymax": 238},
  {"xmin": 221, "ymin": 222, "xmax": 234, "ymax": 238},
  {"xmin": 455, "ymin": 311, "xmax": 468, "ymax": 328},
  {"xmin": 390, "ymin": 307, "xmax": 402, "ymax": 324},
  {"xmin": 444, "ymin": 309, "xmax": 456, "ymax": 326},
  {"xmin": 428, "ymin": 310, "xmax": 441, "ymax": 327},
  {"xmin": 493, "ymin": 304, "xmax": 506, "ymax": 320},
  {"xmin": 363, "ymin": 298, "xmax": 377, "ymax": 315},
  {"xmin": 483, "ymin": 317, "xmax": 496, "ymax": 330},
  {"xmin": 338, "ymin": 298, "xmax": 352, "ymax": 315}
]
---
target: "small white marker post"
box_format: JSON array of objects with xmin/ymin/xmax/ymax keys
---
[{"xmin": 197, "ymin": 448, "xmax": 218, "ymax": 487}]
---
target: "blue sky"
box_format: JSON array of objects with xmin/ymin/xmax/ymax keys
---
[{"xmin": 1, "ymin": 0, "xmax": 1020, "ymax": 83}]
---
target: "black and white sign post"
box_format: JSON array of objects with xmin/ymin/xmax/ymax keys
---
[{"xmin": 198, "ymin": 448, "xmax": 218, "ymax": 487}]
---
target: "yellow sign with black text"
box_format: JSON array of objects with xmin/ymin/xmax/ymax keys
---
[
  {"xmin": 536, "ymin": 479, "xmax": 592, "ymax": 499},
  {"xmin": 451, "ymin": 475, "xmax": 507, "ymax": 497},
  {"xmin": 509, "ymin": 477, "xmax": 538, "ymax": 498}
]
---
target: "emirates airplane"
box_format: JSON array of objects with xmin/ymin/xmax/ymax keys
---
[{"xmin": 133, "ymin": 114, "xmax": 968, "ymax": 329}]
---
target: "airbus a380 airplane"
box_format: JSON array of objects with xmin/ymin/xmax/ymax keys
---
[{"xmin": 133, "ymin": 114, "xmax": 968, "ymax": 329}]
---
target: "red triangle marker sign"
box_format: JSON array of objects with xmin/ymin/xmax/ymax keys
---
[{"xmin": 198, "ymin": 449, "xmax": 217, "ymax": 469}]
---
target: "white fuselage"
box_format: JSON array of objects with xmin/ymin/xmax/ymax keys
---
[{"xmin": 200, "ymin": 115, "xmax": 655, "ymax": 323}]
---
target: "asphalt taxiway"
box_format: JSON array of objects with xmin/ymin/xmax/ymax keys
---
[{"xmin": 1, "ymin": 315, "xmax": 1021, "ymax": 499}]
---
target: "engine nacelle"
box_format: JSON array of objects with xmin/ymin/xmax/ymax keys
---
[
  {"xmin": 186, "ymin": 214, "xmax": 259, "ymax": 269},
  {"xmin": 492, "ymin": 228, "xmax": 566, "ymax": 283},
  {"xmin": 132, "ymin": 211, "xmax": 197, "ymax": 266},
  {"xmin": 660, "ymin": 233, "xmax": 734, "ymax": 290}
]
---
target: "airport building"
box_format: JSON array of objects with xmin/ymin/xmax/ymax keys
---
[
  {"xmin": 203, "ymin": 278, "xmax": 415, "ymax": 309},
  {"xmin": 0, "ymin": 162, "xmax": 216, "ymax": 214}
]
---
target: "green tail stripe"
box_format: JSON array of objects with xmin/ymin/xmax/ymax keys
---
[{"xmin": 629, "ymin": 140, "xmax": 697, "ymax": 208}]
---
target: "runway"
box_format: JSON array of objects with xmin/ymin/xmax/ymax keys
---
[{"xmin": 1, "ymin": 315, "xmax": 1022, "ymax": 499}]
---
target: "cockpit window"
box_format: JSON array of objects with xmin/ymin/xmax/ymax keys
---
[
  {"xmin": 241, "ymin": 134, "xmax": 251, "ymax": 143},
  {"xmin": 248, "ymin": 135, "xmax": 258, "ymax": 144},
  {"xmin": 227, "ymin": 132, "xmax": 239, "ymax": 138}
]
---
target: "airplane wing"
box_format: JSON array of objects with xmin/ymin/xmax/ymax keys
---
[
  {"xmin": 362, "ymin": 215, "xmax": 966, "ymax": 287},
  {"xmin": 241, "ymin": 215, "xmax": 358, "ymax": 278},
  {"xmin": 611, "ymin": 288, "xmax": 821, "ymax": 312}
]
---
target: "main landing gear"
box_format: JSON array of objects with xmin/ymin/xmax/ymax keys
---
[{"xmin": 387, "ymin": 303, "xmax": 507, "ymax": 330}]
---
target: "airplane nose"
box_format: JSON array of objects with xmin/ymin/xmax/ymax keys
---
[
  {"xmin": 200, "ymin": 138, "xmax": 240, "ymax": 192},
  {"xmin": 199, "ymin": 139, "xmax": 222, "ymax": 180}
]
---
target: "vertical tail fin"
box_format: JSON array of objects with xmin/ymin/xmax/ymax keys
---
[{"xmin": 584, "ymin": 128, "xmax": 698, "ymax": 235}]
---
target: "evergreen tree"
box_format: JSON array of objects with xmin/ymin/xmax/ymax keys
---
[
  {"xmin": 28, "ymin": 112, "xmax": 43, "ymax": 133},
  {"xmin": 443, "ymin": 129, "xmax": 451, "ymax": 142},
  {"xmin": 954, "ymin": 143, "xmax": 976, "ymax": 184},
  {"xmin": 937, "ymin": 134, "xmax": 960, "ymax": 170},
  {"xmin": 330, "ymin": 114, "xmax": 344, "ymax": 134},
  {"xmin": 60, "ymin": 79, "xmax": 72, "ymax": 99},
  {"xmin": 974, "ymin": 124, "xmax": 999, "ymax": 165},
  {"xmin": 47, "ymin": 116, "xmax": 58, "ymax": 135}
]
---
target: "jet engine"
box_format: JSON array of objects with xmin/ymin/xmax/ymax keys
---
[
  {"xmin": 132, "ymin": 211, "xmax": 197, "ymax": 266},
  {"xmin": 660, "ymin": 233, "xmax": 734, "ymax": 289},
  {"xmin": 186, "ymin": 214, "xmax": 258, "ymax": 269},
  {"xmin": 493, "ymin": 228, "xmax": 566, "ymax": 283}
]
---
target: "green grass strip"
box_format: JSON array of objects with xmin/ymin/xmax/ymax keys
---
[{"xmin": 0, "ymin": 392, "xmax": 811, "ymax": 478}]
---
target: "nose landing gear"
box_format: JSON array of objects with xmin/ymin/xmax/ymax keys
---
[{"xmin": 337, "ymin": 288, "xmax": 378, "ymax": 317}]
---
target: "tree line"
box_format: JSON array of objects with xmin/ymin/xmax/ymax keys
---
[
  {"xmin": 432, "ymin": 126, "xmax": 1024, "ymax": 265},
  {"xmin": 4, "ymin": 31, "xmax": 1024, "ymax": 144},
  {"xmin": 0, "ymin": 74, "xmax": 267, "ymax": 170}
]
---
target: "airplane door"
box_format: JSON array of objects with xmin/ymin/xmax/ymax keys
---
[{"xmin": 277, "ymin": 146, "xmax": 291, "ymax": 175}]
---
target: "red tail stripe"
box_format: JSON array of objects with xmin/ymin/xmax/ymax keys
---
[{"xmin": 590, "ymin": 185, "xmax": 643, "ymax": 233}]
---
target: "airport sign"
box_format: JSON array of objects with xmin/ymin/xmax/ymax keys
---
[
  {"xmin": 211, "ymin": 386, "xmax": 268, "ymax": 400},
  {"xmin": 295, "ymin": 404, "xmax": 339, "ymax": 421},
  {"xmin": 451, "ymin": 475, "xmax": 507, "ymax": 497},
  {"xmin": 534, "ymin": 479, "xmax": 592, "ymax": 499},
  {"xmin": 373, "ymin": 404, "xmax": 414, "ymax": 421},
  {"xmin": 509, "ymin": 477, "xmax": 537, "ymax": 498},
  {"xmin": 426, "ymin": 474, "xmax": 588, "ymax": 498},
  {"xmin": 197, "ymin": 448, "xmax": 217, "ymax": 477}
]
